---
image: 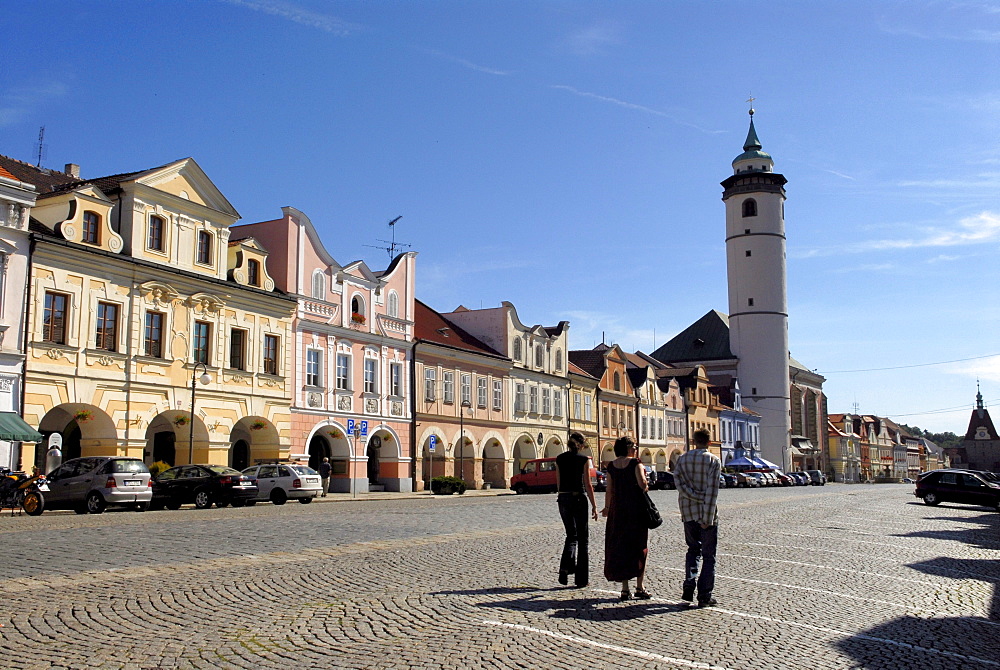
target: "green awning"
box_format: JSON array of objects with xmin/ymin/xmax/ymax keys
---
[{"xmin": 0, "ymin": 413, "xmax": 42, "ymax": 442}]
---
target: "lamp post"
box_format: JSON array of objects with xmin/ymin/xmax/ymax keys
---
[
  {"xmin": 188, "ymin": 362, "xmax": 212, "ymax": 465},
  {"xmin": 458, "ymin": 399, "xmax": 472, "ymax": 484},
  {"xmin": 351, "ymin": 424, "xmax": 361, "ymax": 498}
]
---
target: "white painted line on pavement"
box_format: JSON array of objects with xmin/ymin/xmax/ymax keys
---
[
  {"xmin": 771, "ymin": 529, "xmax": 947, "ymax": 555},
  {"xmin": 707, "ymin": 607, "xmax": 1000, "ymax": 668},
  {"xmin": 483, "ymin": 620, "xmax": 736, "ymax": 670},
  {"xmin": 735, "ymin": 541, "xmax": 1000, "ymax": 584},
  {"xmin": 717, "ymin": 553, "xmax": 941, "ymax": 586}
]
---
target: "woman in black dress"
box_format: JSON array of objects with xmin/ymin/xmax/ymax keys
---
[{"xmin": 601, "ymin": 436, "xmax": 650, "ymax": 601}]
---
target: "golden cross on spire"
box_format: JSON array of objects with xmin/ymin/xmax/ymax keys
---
[{"xmin": 746, "ymin": 94, "xmax": 755, "ymax": 116}]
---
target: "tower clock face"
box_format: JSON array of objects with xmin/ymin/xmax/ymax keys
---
[{"xmin": 975, "ymin": 427, "xmax": 990, "ymax": 440}]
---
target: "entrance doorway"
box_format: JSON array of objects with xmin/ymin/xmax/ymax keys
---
[
  {"xmin": 308, "ymin": 434, "xmax": 330, "ymax": 470},
  {"xmin": 231, "ymin": 440, "xmax": 250, "ymax": 471},
  {"xmin": 152, "ymin": 431, "xmax": 176, "ymax": 465}
]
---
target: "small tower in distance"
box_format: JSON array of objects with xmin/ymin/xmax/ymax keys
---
[{"xmin": 721, "ymin": 105, "xmax": 792, "ymax": 469}]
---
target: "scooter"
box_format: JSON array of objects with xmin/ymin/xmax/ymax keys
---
[{"xmin": 0, "ymin": 467, "xmax": 45, "ymax": 516}]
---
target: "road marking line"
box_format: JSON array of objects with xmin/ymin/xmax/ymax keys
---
[
  {"xmin": 717, "ymin": 553, "xmax": 941, "ymax": 586},
  {"xmin": 483, "ymin": 620, "xmax": 736, "ymax": 670},
  {"xmin": 707, "ymin": 607, "xmax": 1000, "ymax": 668},
  {"xmin": 771, "ymin": 530, "xmax": 943, "ymax": 554}
]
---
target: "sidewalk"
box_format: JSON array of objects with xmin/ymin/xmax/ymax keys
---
[{"xmin": 315, "ymin": 487, "xmax": 515, "ymax": 503}]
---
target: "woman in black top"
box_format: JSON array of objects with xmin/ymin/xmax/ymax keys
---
[
  {"xmin": 555, "ymin": 432, "xmax": 598, "ymax": 587},
  {"xmin": 601, "ymin": 436, "xmax": 650, "ymax": 601}
]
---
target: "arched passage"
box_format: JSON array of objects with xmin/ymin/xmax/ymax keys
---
[
  {"xmin": 481, "ymin": 438, "xmax": 506, "ymax": 488},
  {"xmin": 511, "ymin": 435, "xmax": 536, "ymax": 473}
]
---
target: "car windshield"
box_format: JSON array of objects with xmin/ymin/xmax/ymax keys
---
[
  {"xmin": 207, "ymin": 465, "xmax": 242, "ymax": 476},
  {"xmin": 289, "ymin": 465, "xmax": 317, "ymax": 475},
  {"xmin": 109, "ymin": 459, "xmax": 149, "ymax": 474}
]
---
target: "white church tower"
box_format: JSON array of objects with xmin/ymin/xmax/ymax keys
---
[{"xmin": 721, "ymin": 107, "xmax": 792, "ymax": 469}]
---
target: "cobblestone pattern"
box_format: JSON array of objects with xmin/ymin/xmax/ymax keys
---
[{"xmin": 0, "ymin": 485, "xmax": 996, "ymax": 669}]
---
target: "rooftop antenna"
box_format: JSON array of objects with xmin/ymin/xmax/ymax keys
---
[
  {"xmin": 363, "ymin": 215, "xmax": 411, "ymax": 259},
  {"xmin": 35, "ymin": 126, "xmax": 47, "ymax": 167}
]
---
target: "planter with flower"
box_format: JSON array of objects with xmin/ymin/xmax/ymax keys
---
[
  {"xmin": 350, "ymin": 313, "xmax": 366, "ymax": 324},
  {"xmin": 250, "ymin": 419, "xmax": 267, "ymax": 431},
  {"xmin": 74, "ymin": 409, "xmax": 93, "ymax": 423},
  {"xmin": 173, "ymin": 415, "xmax": 189, "ymax": 427},
  {"xmin": 328, "ymin": 428, "xmax": 344, "ymax": 439}
]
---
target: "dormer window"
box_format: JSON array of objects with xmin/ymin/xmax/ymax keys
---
[
  {"xmin": 351, "ymin": 295, "xmax": 366, "ymax": 324},
  {"xmin": 147, "ymin": 215, "xmax": 164, "ymax": 251},
  {"xmin": 83, "ymin": 211, "xmax": 100, "ymax": 244},
  {"xmin": 311, "ymin": 270, "xmax": 326, "ymax": 300},
  {"xmin": 512, "ymin": 338, "xmax": 521, "ymax": 361},
  {"xmin": 742, "ymin": 199, "xmax": 757, "ymax": 218},
  {"xmin": 247, "ymin": 259, "xmax": 260, "ymax": 287},
  {"xmin": 387, "ymin": 290, "xmax": 399, "ymax": 318},
  {"xmin": 196, "ymin": 230, "xmax": 212, "ymax": 265},
  {"xmin": 535, "ymin": 344, "xmax": 544, "ymax": 368}
]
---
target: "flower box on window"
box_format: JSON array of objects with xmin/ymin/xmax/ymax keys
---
[
  {"xmin": 351, "ymin": 313, "xmax": 366, "ymax": 324},
  {"xmin": 74, "ymin": 410, "xmax": 93, "ymax": 422},
  {"xmin": 250, "ymin": 419, "xmax": 267, "ymax": 431},
  {"xmin": 173, "ymin": 415, "xmax": 189, "ymax": 427}
]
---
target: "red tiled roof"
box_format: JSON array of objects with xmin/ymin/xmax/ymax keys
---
[
  {"xmin": 568, "ymin": 361, "xmax": 596, "ymax": 379},
  {"xmin": 414, "ymin": 300, "xmax": 504, "ymax": 357},
  {"xmin": 568, "ymin": 349, "xmax": 606, "ymax": 379},
  {"xmin": 0, "ymin": 154, "xmax": 79, "ymax": 194},
  {"xmin": 0, "ymin": 166, "xmax": 18, "ymax": 181}
]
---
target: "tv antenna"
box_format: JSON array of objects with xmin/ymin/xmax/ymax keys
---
[
  {"xmin": 363, "ymin": 215, "xmax": 411, "ymax": 259},
  {"xmin": 35, "ymin": 126, "xmax": 47, "ymax": 167}
]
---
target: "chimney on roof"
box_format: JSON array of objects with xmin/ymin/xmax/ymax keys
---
[{"xmin": 64, "ymin": 163, "xmax": 80, "ymax": 178}]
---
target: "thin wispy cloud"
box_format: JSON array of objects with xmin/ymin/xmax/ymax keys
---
[
  {"xmin": 0, "ymin": 81, "xmax": 67, "ymax": 127},
  {"xmin": 877, "ymin": 3, "xmax": 1000, "ymax": 42},
  {"xmin": 551, "ymin": 85, "xmax": 724, "ymax": 135},
  {"xmin": 829, "ymin": 263, "xmax": 897, "ymax": 274},
  {"xmin": 563, "ymin": 21, "xmax": 623, "ymax": 56},
  {"xmin": 220, "ymin": 0, "xmax": 360, "ymax": 36},
  {"xmin": 947, "ymin": 354, "xmax": 1000, "ymax": 383},
  {"xmin": 799, "ymin": 210, "xmax": 1000, "ymax": 257},
  {"xmin": 422, "ymin": 49, "xmax": 512, "ymax": 76}
]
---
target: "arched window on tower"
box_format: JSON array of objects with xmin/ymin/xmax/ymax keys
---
[{"xmin": 742, "ymin": 199, "xmax": 757, "ymax": 217}]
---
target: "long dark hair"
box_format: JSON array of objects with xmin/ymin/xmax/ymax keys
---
[
  {"xmin": 613, "ymin": 436, "xmax": 635, "ymax": 457},
  {"xmin": 568, "ymin": 432, "xmax": 585, "ymax": 453}
]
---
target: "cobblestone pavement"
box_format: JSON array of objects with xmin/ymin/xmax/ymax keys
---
[{"xmin": 0, "ymin": 484, "xmax": 997, "ymax": 669}]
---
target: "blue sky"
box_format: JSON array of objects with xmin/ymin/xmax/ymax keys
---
[{"xmin": 3, "ymin": 1, "xmax": 999, "ymax": 434}]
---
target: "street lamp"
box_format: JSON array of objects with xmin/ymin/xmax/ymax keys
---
[
  {"xmin": 458, "ymin": 399, "xmax": 472, "ymax": 484},
  {"xmin": 188, "ymin": 362, "xmax": 212, "ymax": 465},
  {"xmin": 351, "ymin": 424, "xmax": 361, "ymax": 498}
]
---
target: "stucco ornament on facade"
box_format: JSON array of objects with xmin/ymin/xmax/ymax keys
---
[
  {"xmin": 140, "ymin": 282, "xmax": 181, "ymax": 309},
  {"xmin": 185, "ymin": 293, "xmax": 226, "ymax": 314}
]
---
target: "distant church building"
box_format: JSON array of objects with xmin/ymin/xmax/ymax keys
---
[
  {"xmin": 652, "ymin": 109, "xmax": 826, "ymax": 471},
  {"xmin": 953, "ymin": 386, "xmax": 1000, "ymax": 471}
]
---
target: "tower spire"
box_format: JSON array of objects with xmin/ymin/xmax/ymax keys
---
[
  {"xmin": 977, "ymin": 379, "xmax": 985, "ymax": 417},
  {"xmin": 744, "ymin": 96, "xmax": 762, "ymax": 152}
]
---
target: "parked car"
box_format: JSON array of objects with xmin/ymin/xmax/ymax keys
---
[
  {"xmin": 43, "ymin": 457, "xmax": 152, "ymax": 514},
  {"xmin": 594, "ymin": 470, "xmax": 607, "ymax": 492},
  {"xmin": 657, "ymin": 471, "xmax": 677, "ymax": 490},
  {"xmin": 790, "ymin": 472, "xmax": 810, "ymax": 486},
  {"xmin": 745, "ymin": 472, "xmax": 766, "ymax": 487},
  {"xmin": 773, "ymin": 471, "xmax": 793, "ymax": 486},
  {"xmin": 241, "ymin": 463, "xmax": 322, "ymax": 505},
  {"xmin": 735, "ymin": 472, "xmax": 759, "ymax": 488},
  {"xmin": 914, "ymin": 469, "xmax": 1000, "ymax": 510},
  {"xmin": 511, "ymin": 458, "xmax": 597, "ymax": 494},
  {"xmin": 721, "ymin": 473, "xmax": 737, "ymax": 488},
  {"xmin": 151, "ymin": 464, "xmax": 258, "ymax": 509},
  {"xmin": 644, "ymin": 466, "xmax": 658, "ymax": 489},
  {"xmin": 806, "ymin": 470, "xmax": 827, "ymax": 486}
]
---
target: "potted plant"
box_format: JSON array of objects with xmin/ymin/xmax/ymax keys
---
[
  {"xmin": 74, "ymin": 409, "xmax": 93, "ymax": 422},
  {"xmin": 430, "ymin": 475, "xmax": 467, "ymax": 495},
  {"xmin": 328, "ymin": 428, "xmax": 343, "ymax": 439},
  {"xmin": 351, "ymin": 312, "xmax": 366, "ymax": 324},
  {"xmin": 173, "ymin": 415, "xmax": 189, "ymax": 427},
  {"xmin": 250, "ymin": 419, "xmax": 267, "ymax": 431}
]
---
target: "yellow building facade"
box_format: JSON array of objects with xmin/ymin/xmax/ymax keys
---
[{"xmin": 21, "ymin": 158, "xmax": 295, "ymax": 470}]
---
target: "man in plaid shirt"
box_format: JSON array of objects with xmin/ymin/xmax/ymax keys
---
[{"xmin": 674, "ymin": 428, "xmax": 721, "ymax": 607}]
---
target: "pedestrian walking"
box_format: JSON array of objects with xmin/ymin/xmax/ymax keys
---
[
  {"xmin": 674, "ymin": 428, "xmax": 721, "ymax": 607},
  {"xmin": 601, "ymin": 436, "xmax": 650, "ymax": 601},
  {"xmin": 318, "ymin": 457, "xmax": 332, "ymax": 497},
  {"xmin": 555, "ymin": 432, "xmax": 599, "ymax": 588}
]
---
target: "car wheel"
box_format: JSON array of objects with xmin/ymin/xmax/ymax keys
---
[
  {"xmin": 194, "ymin": 489, "xmax": 212, "ymax": 509},
  {"xmin": 133, "ymin": 502, "xmax": 149, "ymax": 512},
  {"xmin": 513, "ymin": 483, "xmax": 528, "ymax": 495},
  {"xmin": 299, "ymin": 497, "xmax": 313, "ymax": 504},
  {"xmin": 270, "ymin": 489, "xmax": 288, "ymax": 505},
  {"xmin": 923, "ymin": 491, "xmax": 940, "ymax": 506},
  {"xmin": 165, "ymin": 498, "xmax": 183, "ymax": 511},
  {"xmin": 86, "ymin": 492, "xmax": 107, "ymax": 514}
]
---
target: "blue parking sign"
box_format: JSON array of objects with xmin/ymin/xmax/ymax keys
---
[
  {"xmin": 360, "ymin": 420, "xmax": 368, "ymax": 436},
  {"xmin": 429, "ymin": 435, "xmax": 437, "ymax": 452},
  {"xmin": 347, "ymin": 418, "xmax": 355, "ymax": 434}
]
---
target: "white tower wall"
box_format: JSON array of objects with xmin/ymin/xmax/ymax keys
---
[{"xmin": 722, "ymin": 115, "xmax": 792, "ymax": 469}]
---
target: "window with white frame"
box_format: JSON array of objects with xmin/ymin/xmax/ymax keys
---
[
  {"xmin": 424, "ymin": 368, "xmax": 437, "ymax": 401},
  {"xmin": 443, "ymin": 371, "xmax": 454, "ymax": 403},
  {"xmin": 529, "ymin": 386, "xmax": 538, "ymax": 413},
  {"xmin": 541, "ymin": 388, "xmax": 551, "ymax": 415},
  {"xmin": 535, "ymin": 344, "xmax": 544, "ymax": 368},
  {"xmin": 477, "ymin": 378, "xmax": 487, "ymax": 408},
  {"xmin": 512, "ymin": 337, "xmax": 521, "ymax": 361},
  {"xmin": 461, "ymin": 373, "xmax": 471, "ymax": 405},
  {"xmin": 554, "ymin": 349, "xmax": 562, "ymax": 371},
  {"xmin": 390, "ymin": 362, "xmax": 403, "ymax": 397},
  {"xmin": 336, "ymin": 354, "xmax": 350, "ymax": 390},
  {"xmin": 306, "ymin": 349, "xmax": 322, "ymax": 387},
  {"xmin": 493, "ymin": 380, "xmax": 503, "ymax": 410},
  {"xmin": 585, "ymin": 395, "xmax": 591, "ymax": 421},
  {"xmin": 658, "ymin": 418, "xmax": 663, "ymax": 439},
  {"xmin": 573, "ymin": 393, "xmax": 581, "ymax": 420},
  {"xmin": 364, "ymin": 358, "xmax": 378, "ymax": 394},
  {"xmin": 387, "ymin": 290, "xmax": 399, "ymax": 318},
  {"xmin": 553, "ymin": 390, "xmax": 562, "ymax": 417},
  {"xmin": 311, "ymin": 270, "xmax": 326, "ymax": 300},
  {"xmin": 515, "ymin": 383, "xmax": 526, "ymax": 412},
  {"xmin": 641, "ymin": 416, "xmax": 647, "ymax": 439}
]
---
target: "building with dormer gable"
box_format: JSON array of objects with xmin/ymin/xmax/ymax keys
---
[
  {"xmin": 0, "ymin": 162, "xmax": 43, "ymax": 468},
  {"xmin": 441, "ymin": 302, "xmax": 569, "ymax": 473},
  {"xmin": 569, "ymin": 343, "xmax": 637, "ymax": 467},
  {"xmin": 629, "ymin": 350, "xmax": 687, "ymax": 470},
  {"xmin": 623, "ymin": 353, "xmax": 669, "ymax": 473},
  {"xmin": 953, "ymin": 386, "xmax": 1000, "ymax": 472},
  {"xmin": 567, "ymin": 361, "xmax": 599, "ymax": 459},
  {"xmin": 827, "ymin": 413, "xmax": 861, "ymax": 482},
  {"xmin": 1, "ymin": 155, "xmax": 297, "ymax": 471},
  {"xmin": 231, "ymin": 206, "xmax": 416, "ymax": 493}
]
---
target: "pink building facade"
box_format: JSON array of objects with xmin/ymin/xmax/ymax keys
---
[{"xmin": 232, "ymin": 207, "xmax": 416, "ymax": 492}]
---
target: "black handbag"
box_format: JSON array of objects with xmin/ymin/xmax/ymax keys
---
[{"xmin": 643, "ymin": 491, "xmax": 663, "ymax": 529}]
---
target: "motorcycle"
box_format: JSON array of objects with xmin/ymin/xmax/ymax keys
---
[{"xmin": 0, "ymin": 467, "xmax": 45, "ymax": 516}]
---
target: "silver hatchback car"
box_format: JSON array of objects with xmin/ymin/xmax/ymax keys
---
[
  {"xmin": 43, "ymin": 457, "xmax": 152, "ymax": 514},
  {"xmin": 241, "ymin": 463, "xmax": 322, "ymax": 505}
]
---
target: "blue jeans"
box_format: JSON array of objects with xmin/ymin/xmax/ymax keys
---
[
  {"xmin": 683, "ymin": 520, "xmax": 718, "ymax": 601},
  {"xmin": 557, "ymin": 493, "xmax": 590, "ymax": 586}
]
